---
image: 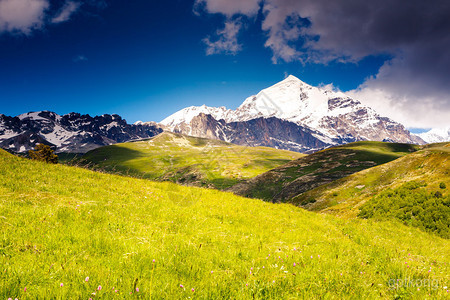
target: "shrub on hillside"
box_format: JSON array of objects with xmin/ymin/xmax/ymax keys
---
[
  {"xmin": 28, "ymin": 144, "xmax": 58, "ymax": 164},
  {"xmin": 358, "ymin": 181, "xmax": 449, "ymax": 238}
]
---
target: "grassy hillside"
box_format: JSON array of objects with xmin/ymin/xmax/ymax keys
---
[
  {"xmin": 358, "ymin": 181, "xmax": 449, "ymax": 238},
  {"xmin": 293, "ymin": 143, "xmax": 450, "ymax": 219},
  {"xmin": 78, "ymin": 132, "xmax": 304, "ymax": 189},
  {"xmin": 230, "ymin": 141, "xmax": 419, "ymax": 202},
  {"xmin": 57, "ymin": 152, "xmax": 82, "ymax": 164},
  {"xmin": 1, "ymin": 150, "xmax": 449, "ymax": 299}
]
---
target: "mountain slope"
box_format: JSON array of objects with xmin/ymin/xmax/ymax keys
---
[
  {"xmin": 0, "ymin": 111, "xmax": 163, "ymax": 153},
  {"xmin": 161, "ymin": 76, "xmax": 422, "ymax": 152},
  {"xmin": 230, "ymin": 141, "xmax": 419, "ymax": 202},
  {"xmin": 79, "ymin": 131, "xmax": 305, "ymax": 189},
  {"xmin": 1, "ymin": 149, "xmax": 449, "ymax": 299},
  {"xmin": 293, "ymin": 143, "xmax": 450, "ymax": 218},
  {"xmin": 186, "ymin": 113, "xmax": 330, "ymax": 152}
]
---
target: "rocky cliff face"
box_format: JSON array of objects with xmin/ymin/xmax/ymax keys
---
[
  {"xmin": 181, "ymin": 113, "xmax": 330, "ymax": 152},
  {"xmin": 0, "ymin": 111, "xmax": 163, "ymax": 153},
  {"xmin": 161, "ymin": 75, "xmax": 423, "ymax": 152}
]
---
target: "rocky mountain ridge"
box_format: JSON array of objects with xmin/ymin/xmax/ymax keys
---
[{"xmin": 0, "ymin": 111, "xmax": 163, "ymax": 153}]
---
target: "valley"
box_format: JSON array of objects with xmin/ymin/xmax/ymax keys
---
[
  {"xmin": 77, "ymin": 132, "xmax": 304, "ymax": 189},
  {"xmin": 2, "ymin": 1, "xmax": 449, "ymax": 298},
  {"xmin": 60, "ymin": 134, "xmax": 450, "ymax": 240}
]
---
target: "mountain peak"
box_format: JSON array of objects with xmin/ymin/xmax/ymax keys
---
[
  {"xmin": 17, "ymin": 111, "xmax": 59, "ymax": 121},
  {"xmin": 284, "ymin": 74, "xmax": 301, "ymax": 81},
  {"xmin": 279, "ymin": 74, "xmax": 310, "ymax": 86},
  {"xmin": 158, "ymin": 76, "xmax": 418, "ymax": 151}
]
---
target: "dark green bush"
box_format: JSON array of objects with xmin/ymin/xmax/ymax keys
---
[{"xmin": 28, "ymin": 144, "xmax": 58, "ymax": 164}]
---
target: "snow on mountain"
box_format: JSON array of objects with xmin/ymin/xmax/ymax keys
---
[
  {"xmin": 1, "ymin": 76, "xmax": 427, "ymax": 155},
  {"xmin": 232, "ymin": 75, "xmax": 344, "ymax": 122},
  {"xmin": 0, "ymin": 111, "xmax": 163, "ymax": 153},
  {"xmin": 160, "ymin": 75, "xmax": 419, "ymax": 150},
  {"xmin": 161, "ymin": 105, "xmax": 234, "ymax": 133},
  {"xmin": 229, "ymin": 75, "xmax": 381, "ymax": 139},
  {"xmin": 18, "ymin": 111, "xmax": 53, "ymax": 121},
  {"xmin": 417, "ymin": 127, "xmax": 450, "ymax": 143},
  {"xmin": 162, "ymin": 75, "xmax": 364, "ymax": 131}
]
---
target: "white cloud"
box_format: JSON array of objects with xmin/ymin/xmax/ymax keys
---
[
  {"xmin": 194, "ymin": 0, "xmax": 261, "ymax": 17},
  {"xmin": 0, "ymin": 0, "xmax": 49, "ymax": 34},
  {"xmin": 203, "ymin": 19, "xmax": 243, "ymax": 55},
  {"xmin": 0, "ymin": 0, "xmax": 96, "ymax": 35},
  {"xmin": 262, "ymin": 3, "xmax": 303, "ymax": 63},
  {"xmin": 347, "ymin": 55, "xmax": 450, "ymax": 129},
  {"xmin": 52, "ymin": 1, "xmax": 81, "ymax": 24},
  {"xmin": 348, "ymin": 86, "xmax": 449, "ymax": 129}
]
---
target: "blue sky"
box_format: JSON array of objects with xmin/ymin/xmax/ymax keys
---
[{"xmin": 0, "ymin": 0, "xmax": 448, "ymax": 129}]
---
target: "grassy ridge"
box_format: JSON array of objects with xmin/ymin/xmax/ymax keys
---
[
  {"xmin": 0, "ymin": 150, "xmax": 449, "ymax": 299},
  {"xmin": 230, "ymin": 141, "xmax": 418, "ymax": 202},
  {"xmin": 294, "ymin": 144, "xmax": 450, "ymax": 219},
  {"xmin": 79, "ymin": 132, "xmax": 304, "ymax": 189}
]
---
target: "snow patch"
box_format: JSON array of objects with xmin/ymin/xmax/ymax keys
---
[
  {"xmin": 161, "ymin": 104, "xmax": 234, "ymax": 130},
  {"xmin": 418, "ymin": 127, "xmax": 450, "ymax": 143}
]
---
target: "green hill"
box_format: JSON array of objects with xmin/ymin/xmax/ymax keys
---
[
  {"xmin": 230, "ymin": 141, "xmax": 419, "ymax": 202},
  {"xmin": 78, "ymin": 132, "xmax": 304, "ymax": 189},
  {"xmin": 1, "ymin": 150, "xmax": 449, "ymax": 299},
  {"xmin": 293, "ymin": 144, "xmax": 449, "ymax": 236}
]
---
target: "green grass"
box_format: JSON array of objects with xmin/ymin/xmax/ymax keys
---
[
  {"xmin": 358, "ymin": 181, "xmax": 450, "ymax": 238},
  {"xmin": 293, "ymin": 144, "xmax": 450, "ymax": 219},
  {"xmin": 57, "ymin": 153, "xmax": 83, "ymax": 164},
  {"xmin": 78, "ymin": 132, "xmax": 304, "ymax": 189},
  {"xmin": 230, "ymin": 141, "xmax": 419, "ymax": 202},
  {"xmin": 1, "ymin": 149, "xmax": 449, "ymax": 299}
]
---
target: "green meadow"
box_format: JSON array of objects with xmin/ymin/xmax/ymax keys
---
[
  {"xmin": 78, "ymin": 132, "xmax": 304, "ymax": 189},
  {"xmin": 1, "ymin": 149, "xmax": 449, "ymax": 299},
  {"xmin": 295, "ymin": 143, "xmax": 450, "ymax": 217}
]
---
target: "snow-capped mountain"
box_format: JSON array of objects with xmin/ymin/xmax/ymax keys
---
[
  {"xmin": 160, "ymin": 105, "xmax": 234, "ymax": 129},
  {"xmin": 161, "ymin": 75, "xmax": 423, "ymax": 152},
  {"xmin": 1, "ymin": 76, "xmax": 427, "ymax": 155},
  {"xmin": 417, "ymin": 127, "xmax": 450, "ymax": 143},
  {"xmin": 0, "ymin": 111, "xmax": 163, "ymax": 153}
]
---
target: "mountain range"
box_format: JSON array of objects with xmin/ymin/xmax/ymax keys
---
[
  {"xmin": 1, "ymin": 75, "xmax": 449, "ymax": 154},
  {"xmin": 0, "ymin": 111, "xmax": 162, "ymax": 153},
  {"xmin": 159, "ymin": 75, "xmax": 425, "ymax": 152}
]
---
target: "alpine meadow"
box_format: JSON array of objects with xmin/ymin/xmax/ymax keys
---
[{"xmin": 1, "ymin": 0, "xmax": 450, "ymax": 299}]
